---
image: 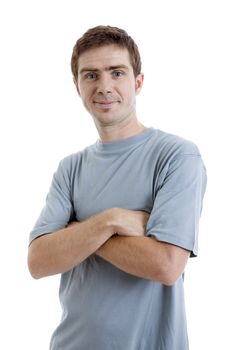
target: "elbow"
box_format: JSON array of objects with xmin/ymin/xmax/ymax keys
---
[
  {"xmin": 29, "ymin": 271, "xmax": 42, "ymax": 280},
  {"xmin": 27, "ymin": 254, "xmax": 43, "ymax": 280},
  {"xmin": 160, "ymin": 273, "xmax": 179, "ymax": 286},
  {"xmin": 151, "ymin": 244, "xmax": 189, "ymax": 286},
  {"xmin": 27, "ymin": 243, "xmax": 45, "ymax": 279},
  {"xmin": 153, "ymin": 264, "xmax": 182, "ymax": 286}
]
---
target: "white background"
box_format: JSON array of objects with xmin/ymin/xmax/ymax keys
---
[{"xmin": 0, "ymin": 0, "xmax": 232, "ymax": 349}]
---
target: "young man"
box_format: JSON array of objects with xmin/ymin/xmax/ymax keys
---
[{"xmin": 28, "ymin": 25, "xmax": 207, "ymax": 350}]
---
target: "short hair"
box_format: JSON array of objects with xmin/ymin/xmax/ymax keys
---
[{"xmin": 71, "ymin": 25, "xmax": 142, "ymax": 81}]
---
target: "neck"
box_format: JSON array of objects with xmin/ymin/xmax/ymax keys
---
[{"xmin": 96, "ymin": 118, "xmax": 146, "ymax": 144}]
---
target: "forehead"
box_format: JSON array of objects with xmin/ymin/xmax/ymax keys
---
[{"xmin": 78, "ymin": 45, "xmax": 132, "ymax": 72}]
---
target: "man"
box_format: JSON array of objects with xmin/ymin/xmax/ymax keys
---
[{"xmin": 28, "ymin": 25, "xmax": 207, "ymax": 350}]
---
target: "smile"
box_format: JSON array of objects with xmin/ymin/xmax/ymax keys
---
[{"xmin": 93, "ymin": 101, "xmax": 118, "ymax": 109}]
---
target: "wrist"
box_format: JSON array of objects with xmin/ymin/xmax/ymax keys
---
[
  {"xmin": 103, "ymin": 207, "xmax": 128, "ymax": 235},
  {"xmin": 100, "ymin": 208, "xmax": 118, "ymax": 237}
]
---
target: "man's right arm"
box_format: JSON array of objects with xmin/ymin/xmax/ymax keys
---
[{"xmin": 27, "ymin": 208, "xmax": 148, "ymax": 279}]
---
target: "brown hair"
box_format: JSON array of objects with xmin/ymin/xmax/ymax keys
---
[{"xmin": 71, "ymin": 25, "xmax": 142, "ymax": 81}]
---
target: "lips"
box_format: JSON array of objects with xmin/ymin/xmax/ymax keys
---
[
  {"xmin": 93, "ymin": 99, "xmax": 119, "ymax": 109},
  {"xmin": 95, "ymin": 101, "xmax": 114, "ymax": 104},
  {"xmin": 94, "ymin": 99, "xmax": 118, "ymax": 103}
]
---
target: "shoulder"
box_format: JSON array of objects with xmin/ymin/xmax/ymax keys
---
[
  {"xmin": 148, "ymin": 130, "xmax": 207, "ymax": 197},
  {"xmin": 149, "ymin": 129, "xmax": 202, "ymax": 161},
  {"xmin": 56, "ymin": 142, "xmax": 96, "ymax": 176},
  {"xmin": 146, "ymin": 129, "xmax": 206, "ymax": 187},
  {"xmin": 157, "ymin": 129, "xmax": 200, "ymax": 155}
]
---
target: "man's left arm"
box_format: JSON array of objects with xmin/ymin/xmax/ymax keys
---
[
  {"xmin": 97, "ymin": 151, "xmax": 206, "ymax": 286},
  {"xmin": 96, "ymin": 235, "xmax": 190, "ymax": 286}
]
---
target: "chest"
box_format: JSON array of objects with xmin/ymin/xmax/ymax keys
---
[{"xmin": 71, "ymin": 150, "xmax": 158, "ymax": 221}]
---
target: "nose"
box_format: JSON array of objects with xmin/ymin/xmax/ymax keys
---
[{"xmin": 96, "ymin": 74, "xmax": 112, "ymax": 94}]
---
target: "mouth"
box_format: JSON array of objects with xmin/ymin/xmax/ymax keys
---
[{"xmin": 93, "ymin": 100, "xmax": 118, "ymax": 109}]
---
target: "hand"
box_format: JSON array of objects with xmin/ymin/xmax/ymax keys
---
[{"xmin": 106, "ymin": 208, "xmax": 149, "ymax": 237}]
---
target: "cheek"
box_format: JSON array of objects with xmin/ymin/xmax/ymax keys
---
[
  {"xmin": 85, "ymin": 86, "xmax": 96, "ymax": 100},
  {"xmin": 118, "ymin": 81, "xmax": 134, "ymax": 97},
  {"xmin": 79, "ymin": 88, "xmax": 91, "ymax": 103},
  {"xmin": 122, "ymin": 85, "xmax": 136, "ymax": 102}
]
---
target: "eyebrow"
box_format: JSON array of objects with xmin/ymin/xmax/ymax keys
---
[{"xmin": 79, "ymin": 65, "xmax": 129, "ymax": 75}]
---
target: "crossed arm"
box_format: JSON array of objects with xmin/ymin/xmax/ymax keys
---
[
  {"xmin": 96, "ymin": 235, "xmax": 189, "ymax": 285},
  {"xmin": 28, "ymin": 208, "xmax": 189, "ymax": 286}
]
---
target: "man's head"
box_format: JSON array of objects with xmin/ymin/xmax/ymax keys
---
[
  {"xmin": 71, "ymin": 26, "xmax": 144, "ymax": 138},
  {"xmin": 71, "ymin": 25, "xmax": 141, "ymax": 82}
]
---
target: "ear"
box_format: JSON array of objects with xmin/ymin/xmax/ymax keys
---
[
  {"xmin": 135, "ymin": 73, "xmax": 144, "ymax": 95},
  {"xmin": 73, "ymin": 77, "xmax": 81, "ymax": 96}
]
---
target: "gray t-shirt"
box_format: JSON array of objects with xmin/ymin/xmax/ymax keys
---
[{"xmin": 29, "ymin": 128, "xmax": 207, "ymax": 350}]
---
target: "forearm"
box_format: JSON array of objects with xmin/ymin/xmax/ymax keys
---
[
  {"xmin": 28, "ymin": 207, "xmax": 147, "ymax": 279},
  {"xmin": 96, "ymin": 235, "xmax": 186, "ymax": 285},
  {"xmin": 28, "ymin": 211, "xmax": 114, "ymax": 279},
  {"xmin": 96, "ymin": 235, "xmax": 164, "ymax": 281}
]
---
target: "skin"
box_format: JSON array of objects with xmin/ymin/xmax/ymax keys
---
[
  {"xmin": 28, "ymin": 45, "xmax": 190, "ymax": 285},
  {"xmin": 74, "ymin": 44, "xmax": 145, "ymax": 142}
]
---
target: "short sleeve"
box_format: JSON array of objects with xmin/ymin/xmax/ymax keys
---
[
  {"xmin": 29, "ymin": 158, "xmax": 74, "ymax": 245},
  {"xmin": 146, "ymin": 154, "xmax": 207, "ymax": 257}
]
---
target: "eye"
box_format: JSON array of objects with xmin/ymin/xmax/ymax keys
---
[
  {"xmin": 112, "ymin": 70, "xmax": 125, "ymax": 78},
  {"xmin": 85, "ymin": 72, "xmax": 98, "ymax": 80}
]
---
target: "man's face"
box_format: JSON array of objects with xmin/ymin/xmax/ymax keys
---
[{"xmin": 76, "ymin": 45, "xmax": 144, "ymax": 130}]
